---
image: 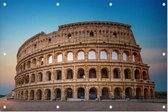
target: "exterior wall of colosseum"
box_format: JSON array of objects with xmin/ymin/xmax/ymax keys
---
[{"xmin": 14, "ymin": 21, "xmax": 155, "ymax": 101}]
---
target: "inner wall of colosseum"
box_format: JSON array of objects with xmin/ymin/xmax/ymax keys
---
[{"xmin": 14, "ymin": 22, "xmax": 155, "ymax": 101}]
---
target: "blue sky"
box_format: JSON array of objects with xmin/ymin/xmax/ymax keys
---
[{"xmin": 0, "ymin": 0, "xmax": 167, "ymax": 94}]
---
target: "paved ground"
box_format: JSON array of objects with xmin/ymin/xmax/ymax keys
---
[{"xmin": 0, "ymin": 97, "xmax": 167, "ymax": 111}]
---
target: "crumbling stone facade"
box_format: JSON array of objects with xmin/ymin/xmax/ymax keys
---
[{"xmin": 14, "ymin": 21, "xmax": 155, "ymax": 101}]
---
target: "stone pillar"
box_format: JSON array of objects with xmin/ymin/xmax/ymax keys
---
[
  {"xmin": 97, "ymin": 66, "xmax": 101, "ymax": 81},
  {"xmin": 85, "ymin": 66, "xmax": 89, "ymax": 81},
  {"xmin": 121, "ymin": 66, "xmax": 124, "ymax": 81},
  {"xmin": 122, "ymin": 87, "xmax": 125, "ymax": 99},
  {"xmin": 43, "ymin": 55, "xmax": 47, "ymax": 65},
  {"xmin": 28, "ymin": 73, "xmax": 31, "ymax": 84},
  {"xmin": 43, "ymin": 71, "xmax": 46, "ymax": 81},
  {"xmin": 63, "ymin": 52, "xmax": 66, "ymax": 62},
  {"xmin": 73, "ymin": 86, "xmax": 77, "ymax": 99},
  {"xmin": 52, "ymin": 68, "xmax": 55, "ymax": 81},
  {"xmin": 34, "ymin": 89, "xmax": 37, "ymax": 100},
  {"xmin": 131, "ymin": 67, "xmax": 134, "ymax": 81},
  {"xmin": 73, "ymin": 66, "xmax": 77, "ymax": 81},
  {"xmin": 97, "ymin": 87, "xmax": 100, "ymax": 101},
  {"xmin": 61, "ymin": 87, "xmax": 65, "ymax": 101},
  {"xmin": 141, "ymin": 86, "xmax": 144, "ymax": 98},
  {"xmin": 111, "ymin": 66, "xmax": 113, "ymax": 81},
  {"xmin": 42, "ymin": 88, "xmax": 46, "ymax": 100},
  {"xmin": 85, "ymin": 52, "xmax": 88, "ymax": 61},
  {"xmin": 51, "ymin": 88, "xmax": 55, "ymax": 101},
  {"xmin": 110, "ymin": 86, "xmax": 114, "ymax": 99},
  {"xmin": 132, "ymin": 87, "xmax": 136, "ymax": 98},
  {"xmin": 62, "ymin": 67, "xmax": 66, "ymax": 81},
  {"xmin": 85, "ymin": 86, "xmax": 89, "ymax": 101}
]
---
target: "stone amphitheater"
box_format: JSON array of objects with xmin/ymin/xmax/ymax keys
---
[{"xmin": 14, "ymin": 21, "xmax": 155, "ymax": 101}]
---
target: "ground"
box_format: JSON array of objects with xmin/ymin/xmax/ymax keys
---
[{"xmin": 0, "ymin": 97, "xmax": 167, "ymax": 111}]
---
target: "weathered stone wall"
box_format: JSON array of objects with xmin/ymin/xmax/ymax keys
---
[{"xmin": 14, "ymin": 21, "xmax": 155, "ymax": 101}]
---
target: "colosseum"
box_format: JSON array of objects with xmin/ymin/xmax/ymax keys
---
[{"xmin": 14, "ymin": 21, "xmax": 155, "ymax": 101}]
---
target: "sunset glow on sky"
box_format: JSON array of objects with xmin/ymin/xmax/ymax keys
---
[{"xmin": 0, "ymin": 0, "xmax": 167, "ymax": 95}]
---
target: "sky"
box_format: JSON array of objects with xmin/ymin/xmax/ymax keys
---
[{"xmin": 0, "ymin": 0, "xmax": 167, "ymax": 95}]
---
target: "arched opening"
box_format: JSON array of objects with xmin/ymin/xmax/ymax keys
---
[
  {"xmin": 25, "ymin": 91, "xmax": 28, "ymax": 100},
  {"xmin": 36, "ymin": 89, "xmax": 42, "ymax": 100},
  {"xmin": 143, "ymin": 71, "xmax": 148, "ymax": 80},
  {"xmin": 19, "ymin": 65, "xmax": 22, "ymax": 72},
  {"xmin": 90, "ymin": 31, "xmax": 94, "ymax": 37},
  {"xmin": 122, "ymin": 51, "xmax": 129, "ymax": 61},
  {"xmin": 100, "ymin": 50, "xmax": 107, "ymax": 59},
  {"xmin": 46, "ymin": 71, "xmax": 51, "ymax": 81},
  {"xmin": 77, "ymin": 68, "xmax": 85, "ymax": 79},
  {"xmin": 67, "ymin": 52, "xmax": 73, "ymax": 61},
  {"xmin": 133, "ymin": 52, "xmax": 139, "ymax": 63},
  {"xmin": 112, "ymin": 32, "xmax": 117, "ymax": 37},
  {"xmin": 21, "ymin": 91, "xmax": 23, "ymax": 99},
  {"xmin": 23, "ymin": 63, "xmax": 26, "ymax": 70},
  {"xmin": 89, "ymin": 68, "xmax": 96, "ymax": 78},
  {"xmin": 67, "ymin": 69, "xmax": 73, "ymax": 79},
  {"xmin": 38, "ymin": 72, "xmax": 43, "ymax": 82},
  {"xmin": 27, "ymin": 61, "xmax": 31, "ymax": 68},
  {"xmin": 77, "ymin": 87, "xmax": 85, "ymax": 99},
  {"xmin": 124, "ymin": 69, "xmax": 131, "ymax": 79},
  {"xmin": 25, "ymin": 75, "xmax": 29, "ymax": 84},
  {"xmin": 112, "ymin": 51, "xmax": 118, "ymax": 60},
  {"xmin": 57, "ymin": 53, "xmax": 63, "ymax": 62},
  {"xmin": 55, "ymin": 88, "xmax": 61, "ymax": 100},
  {"xmin": 136, "ymin": 88, "xmax": 141, "ymax": 99},
  {"xmin": 114, "ymin": 87, "xmax": 122, "ymax": 99},
  {"xmin": 144, "ymin": 88, "xmax": 148, "ymax": 99},
  {"xmin": 31, "ymin": 74, "xmax": 35, "ymax": 83},
  {"xmin": 56, "ymin": 70, "xmax": 62, "ymax": 80},
  {"xmin": 113, "ymin": 68, "xmax": 120, "ymax": 78},
  {"xmin": 88, "ymin": 50, "xmax": 96, "ymax": 59},
  {"xmin": 48, "ymin": 55, "xmax": 52, "ymax": 64},
  {"xmin": 89, "ymin": 87, "xmax": 97, "ymax": 100},
  {"xmin": 134, "ymin": 70, "xmax": 140, "ymax": 79},
  {"xmin": 45, "ymin": 89, "xmax": 51, "ymax": 100},
  {"xmin": 77, "ymin": 51, "xmax": 84, "ymax": 60},
  {"xmin": 101, "ymin": 68, "xmax": 108, "ymax": 78},
  {"xmin": 39, "ymin": 56, "xmax": 44, "ymax": 65},
  {"xmin": 30, "ymin": 90, "xmax": 34, "ymax": 100},
  {"xmin": 125, "ymin": 87, "xmax": 132, "ymax": 98},
  {"xmin": 101, "ymin": 87, "xmax": 109, "ymax": 99},
  {"xmin": 66, "ymin": 88, "xmax": 73, "ymax": 99},
  {"xmin": 32, "ymin": 58, "xmax": 36, "ymax": 67}
]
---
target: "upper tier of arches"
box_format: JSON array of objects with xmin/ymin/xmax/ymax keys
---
[{"xmin": 17, "ymin": 21, "xmax": 137, "ymax": 62}]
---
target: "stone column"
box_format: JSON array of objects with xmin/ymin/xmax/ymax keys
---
[
  {"xmin": 121, "ymin": 66, "xmax": 124, "ymax": 81},
  {"xmin": 122, "ymin": 87, "xmax": 125, "ymax": 99},
  {"xmin": 131, "ymin": 67, "xmax": 134, "ymax": 81},
  {"xmin": 73, "ymin": 86, "xmax": 77, "ymax": 99},
  {"xmin": 141, "ymin": 86, "xmax": 144, "ymax": 98},
  {"xmin": 51, "ymin": 88, "xmax": 55, "ymax": 101},
  {"xmin": 85, "ymin": 86, "xmax": 89, "ymax": 101},
  {"xmin": 110, "ymin": 86, "xmax": 114, "ymax": 99},
  {"xmin": 132, "ymin": 87, "xmax": 136, "ymax": 98},
  {"xmin": 97, "ymin": 87, "xmax": 100, "ymax": 101},
  {"xmin": 43, "ymin": 71, "xmax": 46, "ymax": 82},
  {"xmin": 52, "ymin": 68, "xmax": 55, "ymax": 81},
  {"xmin": 34, "ymin": 89, "xmax": 37, "ymax": 100},
  {"xmin": 85, "ymin": 66, "xmax": 89, "ymax": 81},
  {"xmin": 97, "ymin": 66, "xmax": 101, "ymax": 81},
  {"xmin": 62, "ymin": 67, "xmax": 66, "ymax": 81},
  {"xmin": 73, "ymin": 65, "xmax": 77, "ymax": 81},
  {"xmin": 41, "ymin": 89, "xmax": 45, "ymax": 100},
  {"xmin": 61, "ymin": 87, "xmax": 65, "ymax": 101}
]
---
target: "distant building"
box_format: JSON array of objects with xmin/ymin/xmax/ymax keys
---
[{"xmin": 14, "ymin": 21, "xmax": 155, "ymax": 101}]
